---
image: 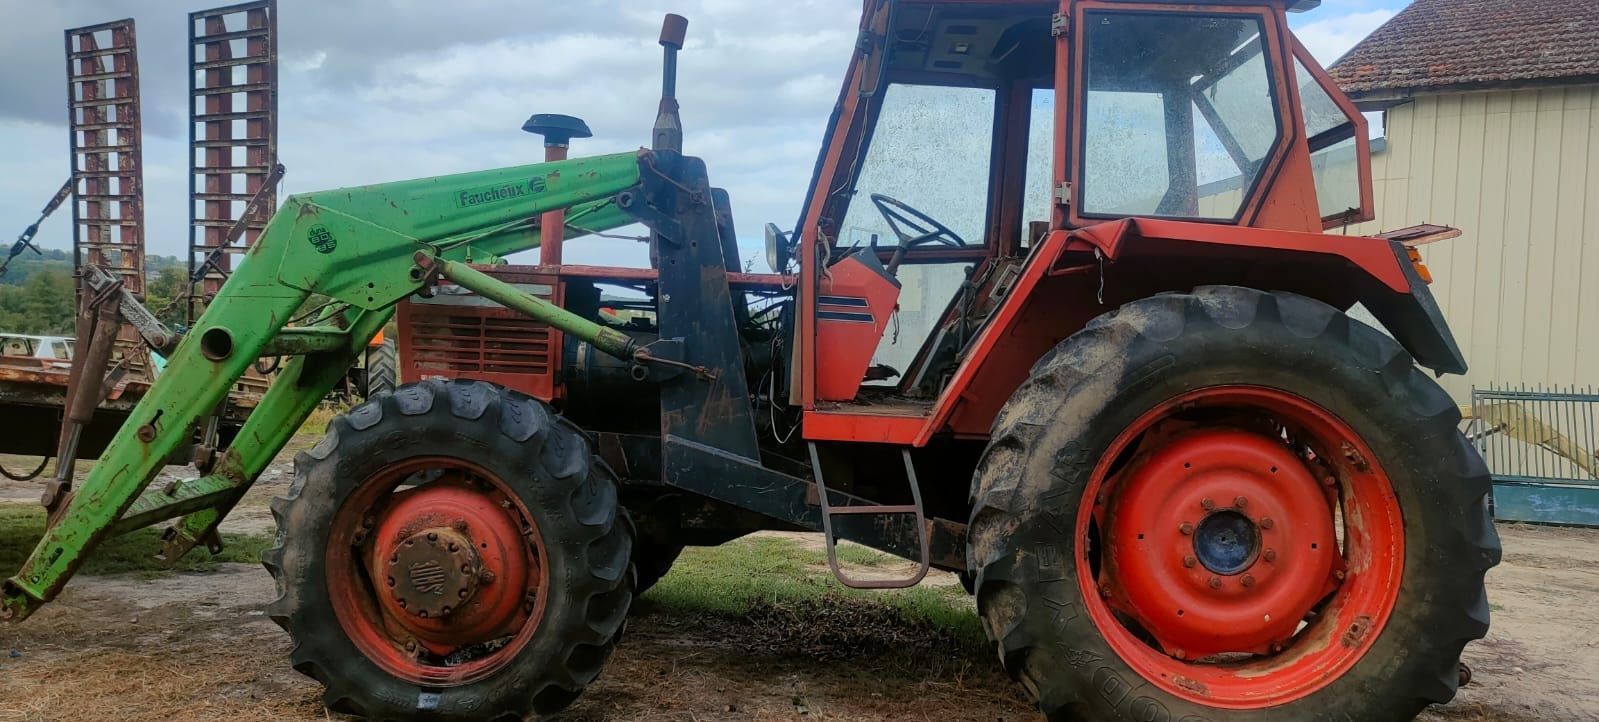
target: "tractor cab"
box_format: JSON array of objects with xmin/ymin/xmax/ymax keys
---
[{"xmin": 789, "ymin": 0, "xmax": 1372, "ymax": 442}]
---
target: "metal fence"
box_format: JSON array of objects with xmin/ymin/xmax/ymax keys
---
[{"xmin": 1468, "ymin": 384, "xmax": 1599, "ymax": 526}]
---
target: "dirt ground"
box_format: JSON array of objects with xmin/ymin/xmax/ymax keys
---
[{"xmin": 0, "ymin": 449, "xmax": 1597, "ymax": 721}]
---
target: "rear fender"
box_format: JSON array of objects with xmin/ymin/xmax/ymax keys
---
[
  {"xmin": 1064, "ymin": 218, "xmax": 1466, "ymax": 374},
  {"xmin": 916, "ymin": 218, "xmax": 1465, "ymax": 444}
]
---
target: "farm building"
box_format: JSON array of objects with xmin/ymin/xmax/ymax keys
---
[{"xmin": 1330, "ymin": 0, "xmax": 1599, "ymax": 402}]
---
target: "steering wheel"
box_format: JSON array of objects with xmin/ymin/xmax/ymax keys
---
[{"xmin": 869, "ymin": 193, "xmax": 969, "ymax": 273}]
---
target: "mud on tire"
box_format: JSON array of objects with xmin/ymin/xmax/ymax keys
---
[
  {"xmin": 263, "ymin": 379, "xmax": 633, "ymax": 720},
  {"xmin": 968, "ymin": 286, "xmax": 1500, "ymax": 721}
]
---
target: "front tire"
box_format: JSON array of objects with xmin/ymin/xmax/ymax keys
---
[
  {"xmin": 969, "ymin": 287, "xmax": 1500, "ymax": 721},
  {"xmin": 264, "ymin": 380, "xmax": 633, "ymax": 720}
]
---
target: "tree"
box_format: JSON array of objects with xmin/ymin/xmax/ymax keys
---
[{"xmin": 0, "ymin": 269, "xmax": 75, "ymax": 335}]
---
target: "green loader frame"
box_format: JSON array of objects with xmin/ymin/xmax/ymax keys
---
[{"xmin": 2, "ymin": 153, "xmax": 643, "ymax": 621}]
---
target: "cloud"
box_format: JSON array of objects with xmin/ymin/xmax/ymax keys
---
[
  {"xmin": 1293, "ymin": 9, "xmax": 1399, "ymax": 66},
  {"xmin": 0, "ymin": 0, "xmax": 862, "ymax": 267},
  {"xmin": 1, "ymin": 0, "xmax": 1401, "ymax": 269}
]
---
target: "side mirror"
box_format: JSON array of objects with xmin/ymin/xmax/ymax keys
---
[{"xmin": 764, "ymin": 223, "xmax": 792, "ymax": 274}]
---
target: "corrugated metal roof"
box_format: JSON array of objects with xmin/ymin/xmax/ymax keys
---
[{"xmin": 1329, "ymin": 0, "xmax": 1599, "ymax": 96}]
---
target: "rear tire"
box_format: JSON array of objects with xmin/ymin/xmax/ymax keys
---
[
  {"xmin": 264, "ymin": 379, "xmax": 633, "ymax": 720},
  {"xmin": 969, "ymin": 286, "xmax": 1500, "ymax": 721}
]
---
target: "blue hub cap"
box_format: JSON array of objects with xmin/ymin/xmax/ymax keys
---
[{"xmin": 1193, "ymin": 510, "xmax": 1259, "ymax": 575}]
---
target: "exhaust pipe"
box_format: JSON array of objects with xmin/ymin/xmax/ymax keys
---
[{"xmin": 652, "ymin": 13, "xmax": 688, "ymax": 153}]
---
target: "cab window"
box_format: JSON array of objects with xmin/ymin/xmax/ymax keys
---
[
  {"xmin": 836, "ymin": 82, "xmax": 996, "ymax": 376},
  {"xmin": 1294, "ymin": 55, "xmax": 1364, "ymax": 222},
  {"xmin": 1080, "ymin": 13, "xmax": 1281, "ymax": 221},
  {"xmin": 837, "ymin": 83, "xmax": 995, "ymax": 250}
]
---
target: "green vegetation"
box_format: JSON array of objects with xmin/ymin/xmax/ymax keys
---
[
  {"xmin": 0, "ymin": 506, "xmax": 270, "ymax": 576},
  {"xmin": 644, "ymin": 535, "xmax": 984, "ymax": 646},
  {"xmin": 0, "ymin": 252, "xmax": 190, "ymax": 334},
  {"xmin": 0, "ymin": 269, "xmax": 74, "ymax": 335}
]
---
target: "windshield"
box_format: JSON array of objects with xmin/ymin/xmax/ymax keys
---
[{"xmin": 836, "ymin": 83, "xmax": 995, "ymax": 251}]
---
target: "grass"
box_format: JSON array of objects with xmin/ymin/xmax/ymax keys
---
[
  {"xmin": 643, "ymin": 534, "xmax": 986, "ymax": 648},
  {"xmin": 298, "ymin": 401, "xmax": 347, "ymax": 437},
  {"xmin": 0, "ymin": 506, "xmax": 272, "ymax": 576}
]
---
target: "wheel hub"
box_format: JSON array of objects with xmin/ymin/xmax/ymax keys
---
[
  {"xmin": 366, "ymin": 479, "xmax": 539, "ymax": 655},
  {"xmin": 1103, "ymin": 429, "xmax": 1339, "ymax": 659},
  {"xmin": 387, "ymin": 527, "xmax": 481, "ymax": 619},
  {"xmin": 1193, "ymin": 509, "xmax": 1259, "ymax": 575}
]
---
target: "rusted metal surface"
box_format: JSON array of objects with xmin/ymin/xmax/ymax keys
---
[
  {"xmin": 65, "ymin": 20, "xmax": 143, "ymax": 297},
  {"xmin": 65, "ymin": 20, "xmax": 149, "ymax": 377},
  {"xmin": 188, "ymin": 0, "xmax": 278, "ymax": 323}
]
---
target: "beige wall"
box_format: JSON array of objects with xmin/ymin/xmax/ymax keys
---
[{"xmin": 1350, "ymin": 85, "xmax": 1599, "ymax": 401}]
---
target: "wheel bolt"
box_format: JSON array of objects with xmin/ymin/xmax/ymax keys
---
[
  {"xmin": 1099, "ymin": 583, "xmax": 1113, "ymax": 598},
  {"xmin": 1200, "ymin": 497, "xmax": 1215, "ymax": 511},
  {"xmin": 1208, "ymin": 576, "xmax": 1221, "ymax": 589},
  {"xmin": 1259, "ymin": 517, "xmax": 1275, "ymax": 530},
  {"xmin": 426, "ymin": 532, "xmax": 439, "ymax": 542},
  {"xmin": 1241, "ymin": 574, "xmax": 1256, "ymax": 588},
  {"xmin": 1334, "ymin": 569, "xmax": 1347, "ymax": 581},
  {"xmin": 1234, "ymin": 495, "xmax": 1248, "ymax": 508},
  {"xmin": 1263, "ymin": 549, "xmax": 1277, "ymax": 562},
  {"xmin": 1182, "ymin": 555, "xmax": 1196, "ymax": 568},
  {"xmin": 452, "ymin": 520, "xmax": 468, "ymax": 532},
  {"xmin": 479, "ymin": 570, "xmax": 496, "ymax": 584},
  {"xmin": 405, "ymin": 640, "xmax": 417, "ymax": 652},
  {"xmin": 1179, "ymin": 522, "xmax": 1194, "ymax": 535}
]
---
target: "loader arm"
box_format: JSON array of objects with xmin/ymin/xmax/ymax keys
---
[{"xmin": 1, "ymin": 152, "xmax": 643, "ymax": 621}]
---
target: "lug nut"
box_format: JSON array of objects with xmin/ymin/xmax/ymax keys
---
[
  {"xmin": 452, "ymin": 520, "xmax": 468, "ymax": 532},
  {"xmin": 1241, "ymin": 574, "xmax": 1256, "ymax": 588},
  {"xmin": 1334, "ymin": 569, "xmax": 1347, "ymax": 580},
  {"xmin": 1179, "ymin": 522, "xmax": 1194, "ymax": 535},
  {"xmin": 1234, "ymin": 496, "xmax": 1248, "ymax": 508},
  {"xmin": 1099, "ymin": 583, "xmax": 1113, "ymax": 598},
  {"xmin": 1263, "ymin": 549, "xmax": 1277, "ymax": 562},
  {"xmin": 1259, "ymin": 517, "xmax": 1275, "ymax": 530},
  {"xmin": 1182, "ymin": 555, "xmax": 1196, "ymax": 568},
  {"xmin": 1208, "ymin": 576, "xmax": 1221, "ymax": 589},
  {"xmin": 479, "ymin": 569, "xmax": 497, "ymax": 584},
  {"xmin": 1200, "ymin": 497, "xmax": 1215, "ymax": 511},
  {"xmin": 426, "ymin": 532, "xmax": 439, "ymax": 542}
]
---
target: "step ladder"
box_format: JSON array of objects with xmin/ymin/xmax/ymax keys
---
[{"xmin": 807, "ymin": 444, "xmax": 931, "ymax": 589}]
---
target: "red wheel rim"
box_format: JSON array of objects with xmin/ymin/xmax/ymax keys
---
[
  {"xmin": 326, "ymin": 457, "xmax": 548, "ymax": 687},
  {"xmin": 1078, "ymin": 386, "xmax": 1403, "ymax": 708}
]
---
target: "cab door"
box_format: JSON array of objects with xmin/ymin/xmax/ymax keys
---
[{"xmin": 1060, "ymin": 2, "xmax": 1306, "ymax": 231}]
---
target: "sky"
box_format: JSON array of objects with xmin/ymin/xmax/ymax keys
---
[{"xmin": 0, "ymin": 0, "xmax": 1409, "ymax": 271}]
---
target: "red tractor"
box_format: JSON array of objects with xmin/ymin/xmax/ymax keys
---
[{"xmin": 6, "ymin": 1, "xmax": 1498, "ymax": 719}]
